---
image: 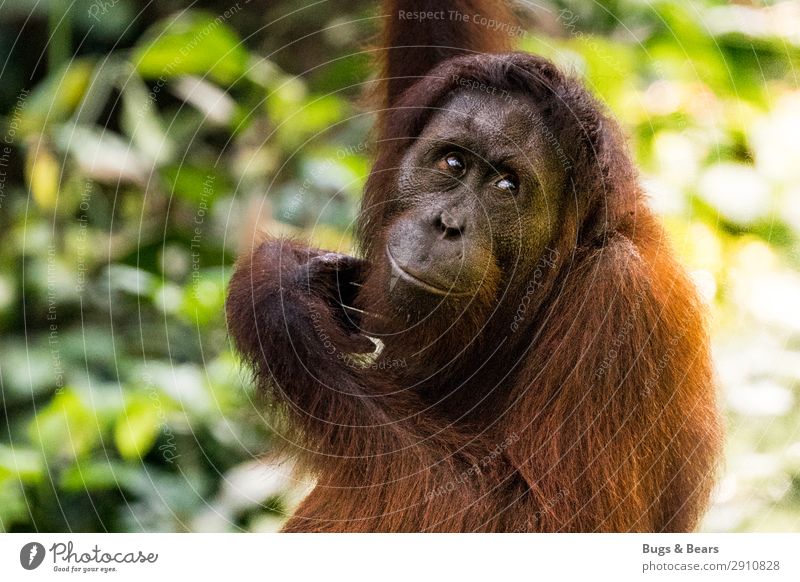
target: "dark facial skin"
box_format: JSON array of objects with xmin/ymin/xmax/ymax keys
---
[{"xmin": 382, "ymin": 90, "xmax": 566, "ymax": 316}]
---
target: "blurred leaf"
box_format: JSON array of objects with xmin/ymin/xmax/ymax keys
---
[
  {"xmin": 140, "ymin": 363, "xmax": 211, "ymax": 416},
  {"xmin": 171, "ymin": 75, "xmax": 238, "ymax": 127},
  {"xmin": 102, "ymin": 264, "xmax": 157, "ymax": 297},
  {"xmin": 0, "ymin": 342, "xmax": 59, "ymax": 400},
  {"xmin": 28, "ymin": 390, "xmax": 103, "ymax": 461},
  {"xmin": 181, "ymin": 272, "xmax": 226, "ymax": 326},
  {"xmin": 16, "ymin": 60, "xmax": 93, "ymax": 135},
  {"xmin": 133, "ymin": 12, "xmax": 249, "ymax": 86},
  {"xmin": 0, "ymin": 479, "xmax": 28, "ymax": 532},
  {"xmin": 570, "ymin": 35, "xmax": 636, "ymax": 106},
  {"xmin": 161, "ymin": 164, "xmax": 227, "ymax": 206},
  {"xmin": 70, "ymin": 382, "xmax": 127, "ymax": 424},
  {"xmin": 121, "ymin": 73, "xmax": 175, "ymax": 166},
  {"xmin": 204, "ymin": 353, "xmax": 250, "ymax": 413},
  {"xmin": 152, "ymin": 281, "xmax": 184, "ymax": 314},
  {"xmin": 0, "ymin": 445, "xmax": 43, "ymax": 483},
  {"xmin": 54, "ymin": 124, "xmax": 150, "ymax": 185},
  {"xmin": 265, "ymin": 76, "xmax": 309, "ymax": 147},
  {"xmin": 0, "ymin": 273, "xmax": 15, "ymax": 315},
  {"xmin": 697, "ymin": 162, "xmax": 772, "ymax": 225},
  {"xmin": 24, "ymin": 142, "xmax": 61, "ymax": 210},
  {"xmin": 59, "ymin": 459, "xmax": 143, "ymax": 492},
  {"xmin": 292, "ymin": 95, "xmax": 346, "ymax": 136},
  {"xmin": 71, "ymin": 59, "xmax": 122, "ymax": 128},
  {"xmin": 114, "ymin": 396, "xmax": 163, "ymax": 461}
]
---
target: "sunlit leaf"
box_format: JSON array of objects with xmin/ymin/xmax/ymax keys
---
[
  {"xmin": 28, "ymin": 390, "xmax": 103, "ymax": 461},
  {"xmin": 0, "ymin": 445, "xmax": 43, "ymax": 483},
  {"xmin": 133, "ymin": 12, "xmax": 249, "ymax": 86},
  {"xmin": 25, "ymin": 143, "xmax": 61, "ymax": 210},
  {"xmin": 181, "ymin": 273, "xmax": 226, "ymax": 326},
  {"xmin": 16, "ymin": 60, "xmax": 93, "ymax": 135},
  {"xmin": 114, "ymin": 396, "xmax": 163, "ymax": 461}
]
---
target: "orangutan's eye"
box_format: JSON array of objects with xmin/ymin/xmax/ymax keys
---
[
  {"xmin": 494, "ymin": 173, "xmax": 519, "ymax": 194},
  {"xmin": 437, "ymin": 152, "xmax": 466, "ymax": 176}
]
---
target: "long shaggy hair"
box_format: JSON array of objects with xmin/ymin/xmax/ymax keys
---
[{"xmin": 225, "ymin": 2, "xmax": 723, "ymax": 532}]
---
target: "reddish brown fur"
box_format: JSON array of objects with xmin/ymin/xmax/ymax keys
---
[{"xmin": 225, "ymin": 0, "xmax": 722, "ymax": 532}]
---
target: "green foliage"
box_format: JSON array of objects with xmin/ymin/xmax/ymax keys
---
[
  {"xmin": 0, "ymin": 0, "xmax": 799, "ymax": 532},
  {"xmin": 133, "ymin": 12, "xmax": 250, "ymax": 85}
]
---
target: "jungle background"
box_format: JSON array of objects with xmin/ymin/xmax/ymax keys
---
[{"xmin": 1, "ymin": 0, "xmax": 799, "ymax": 532}]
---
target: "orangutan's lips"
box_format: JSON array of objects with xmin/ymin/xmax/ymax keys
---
[{"xmin": 385, "ymin": 247, "xmax": 472, "ymax": 297}]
